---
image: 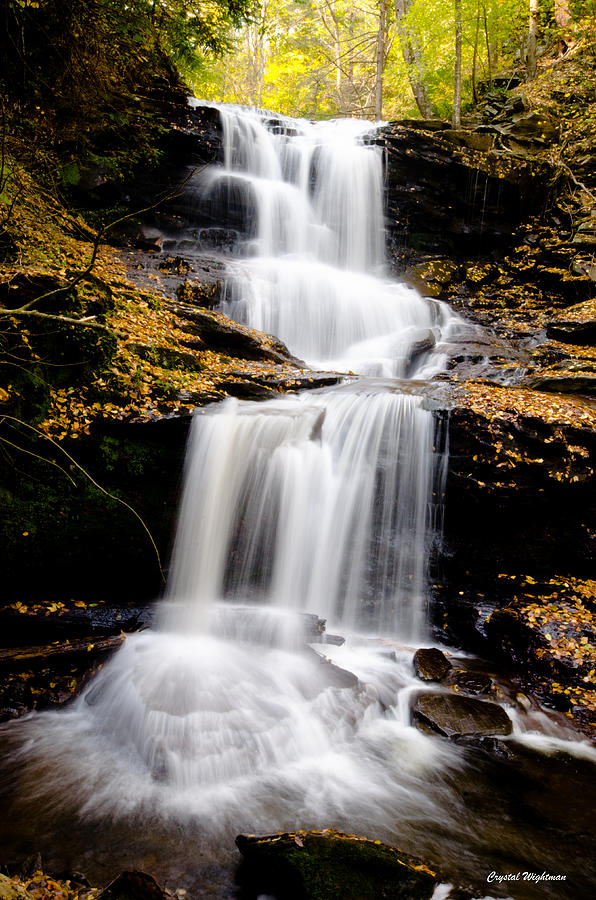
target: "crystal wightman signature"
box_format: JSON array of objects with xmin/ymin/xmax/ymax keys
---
[{"xmin": 487, "ymin": 872, "xmax": 567, "ymax": 883}]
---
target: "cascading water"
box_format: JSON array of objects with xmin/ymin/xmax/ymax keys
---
[
  {"xmin": 163, "ymin": 105, "xmax": 458, "ymax": 638},
  {"xmin": 1, "ymin": 105, "xmax": 595, "ymax": 900}
]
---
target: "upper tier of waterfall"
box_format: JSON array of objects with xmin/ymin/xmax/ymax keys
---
[{"xmin": 194, "ymin": 105, "xmax": 461, "ymax": 378}]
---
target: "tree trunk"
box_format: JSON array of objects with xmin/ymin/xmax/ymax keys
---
[
  {"xmin": 453, "ymin": 0, "xmax": 462, "ymax": 127},
  {"xmin": 471, "ymin": 4, "xmax": 481, "ymax": 104},
  {"xmin": 483, "ymin": 4, "xmax": 492, "ymax": 87},
  {"xmin": 554, "ymin": 1, "xmax": 572, "ymax": 28},
  {"xmin": 375, "ymin": 0, "xmax": 388, "ymax": 120},
  {"xmin": 527, "ymin": 0, "xmax": 539, "ymax": 80},
  {"xmin": 394, "ymin": 0, "xmax": 434, "ymax": 118}
]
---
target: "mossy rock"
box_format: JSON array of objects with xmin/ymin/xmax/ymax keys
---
[{"xmin": 236, "ymin": 830, "xmax": 437, "ymax": 900}]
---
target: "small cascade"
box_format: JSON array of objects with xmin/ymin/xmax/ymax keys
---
[{"xmin": 203, "ymin": 107, "xmax": 457, "ymax": 376}]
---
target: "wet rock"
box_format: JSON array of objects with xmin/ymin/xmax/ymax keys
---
[
  {"xmin": 0, "ymin": 602, "xmax": 152, "ymax": 646},
  {"xmin": 135, "ymin": 228, "xmax": 163, "ymax": 252},
  {"xmin": 169, "ymin": 302, "xmax": 303, "ymax": 365},
  {"xmin": 304, "ymin": 647, "xmax": 359, "ymax": 690},
  {"xmin": 0, "ymin": 634, "xmax": 127, "ymax": 720},
  {"xmin": 215, "ymin": 379, "xmax": 279, "ymax": 401},
  {"xmin": 546, "ymin": 298, "xmax": 596, "ymax": 345},
  {"xmin": 301, "ymin": 613, "xmax": 327, "ymax": 640},
  {"xmin": 405, "ymin": 332, "xmax": 436, "ymax": 375},
  {"xmin": 236, "ymin": 830, "xmax": 437, "ymax": 900},
  {"xmin": 321, "ymin": 633, "xmax": 345, "ymax": 647},
  {"xmin": 413, "ymin": 648, "xmax": 452, "ymax": 681},
  {"xmin": 524, "ymin": 373, "xmax": 596, "ymax": 395},
  {"xmin": 445, "ymin": 669, "xmax": 493, "ymax": 695},
  {"xmin": 157, "ymin": 256, "xmax": 192, "ymax": 276},
  {"xmin": 451, "ymin": 735, "xmax": 514, "ymax": 758},
  {"xmin": 381, "ymin": 122, "xmax": 550, "ymax": 254},
  {"xmin": 98, "ymin": 871, "xmax": 168, "ymax": 900},
  {"xmin": 0, "ymin": 634, "xmax": 125, "ymax": 670},
  {"xmin": 412, "ymin": 693, "xmax": 513, "ymax": 738},
  {"xmin": 485, "ymin": 580, "xmax": 596, "ymax": 683},
  {"xmin": 442, "ymin": 381, "xmax": 596, "ymax": 587}
]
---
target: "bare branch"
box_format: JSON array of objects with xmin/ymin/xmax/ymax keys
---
[{"xmin": 1, "ymin": 415, "xmax": 165, "ymax": 582}]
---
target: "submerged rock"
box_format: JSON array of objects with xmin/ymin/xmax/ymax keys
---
[
  {"xmin": 236, "ymin": 830, "xmax": 437, "ymax": 900},
  {"xmin": 413, "ymin": 647, "xmax": 452, "ymax": 681},
  {"xmin": 412, "ymin": 692, "xmax": 513, "ymax": 739}
]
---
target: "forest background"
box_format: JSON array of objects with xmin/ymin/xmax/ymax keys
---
[
  {"xmin": 194, "ymin": 0, "xmax": 595, "ymax": 121},
  {"xmin": 3, "ymin": 2, "xmax": 596, "ymax": 174}
]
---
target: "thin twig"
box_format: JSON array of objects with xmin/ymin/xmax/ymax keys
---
[
  {"xmin": 1, "ymin": 415, "xmax": 165, "ymax": 582},
  {"xmin": 0, "ymin": 434, "xmax": 76, "ymax": 485}
]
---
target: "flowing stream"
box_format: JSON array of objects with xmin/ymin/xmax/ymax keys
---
[{"xmin": 1, "ymin": 106, "xmax": 595, "ymax": 900}]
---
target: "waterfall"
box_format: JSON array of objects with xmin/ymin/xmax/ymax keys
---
[
  {"xmin": 3, "ymin": 104, "xmax": 593, "ymax": 897},
  {"xmin": 162, "ymin": 105, "xmax": 458, "ymax": 638},
  {"xmin": 162, "ymin": 389, "xmax": 437, "ymax": 638}
]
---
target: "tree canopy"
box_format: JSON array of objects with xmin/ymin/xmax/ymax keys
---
[{"xmin": 191, "ymin": 0, "xmax": 595, "ymax": 120}]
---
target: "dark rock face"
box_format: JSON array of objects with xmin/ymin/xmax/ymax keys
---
[
  {"xmin": 430, "ymin": 380, "xmax": 596, "ymax": 734},
  {"xmin": 236, "ymin": 830, "xmax": 437, "ymax": 900},
  {"xmin": 413, "ymin": 648, "xmax": 451, "ymax": 681},
  {"xmin": 412, "ymin": 693, "xmax": 513, "ymax": 739},
  {"xmin": 381, "ymin": 123, "xmax": 551, "ymax": 254},
  {"xmin": 437, "ymin": 385, "xmax": 595, "ymax": 607}
]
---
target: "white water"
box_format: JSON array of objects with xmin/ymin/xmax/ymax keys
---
[
  {"xmin": 165, "ymin": 105, "xmax": 459, "ymax": 637},
  {"xmin": 3, "ymin": 105, "xmax": 593, "ymax": 898},
  {"xmin": 162, "ymin": 387, "xmax": 438, "ymax": 638}
]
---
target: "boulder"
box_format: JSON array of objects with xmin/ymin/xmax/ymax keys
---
[
  {"xmin": 236, "ymin": 830, "xmax": 437, "ymax": 900},
  {"xmin": 413, "ymin": 648, "xmax": 451, "ymax": 681},
  {"xmin": 412, "ymin": 693, "xmax": 513, "ymax": 738},
  {"xmin": 98, "ymin": 872, "xmax": 168, "ymax": 900}
]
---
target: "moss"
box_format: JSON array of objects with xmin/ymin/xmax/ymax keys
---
[{"xmin": 237, "ymin": 831, "xmax": 436, "ymax": 900}]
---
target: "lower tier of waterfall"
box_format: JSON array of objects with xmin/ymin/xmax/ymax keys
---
[{"xmin": 161, "ymin": 382, "xmax": 443, "ymax": 640}]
